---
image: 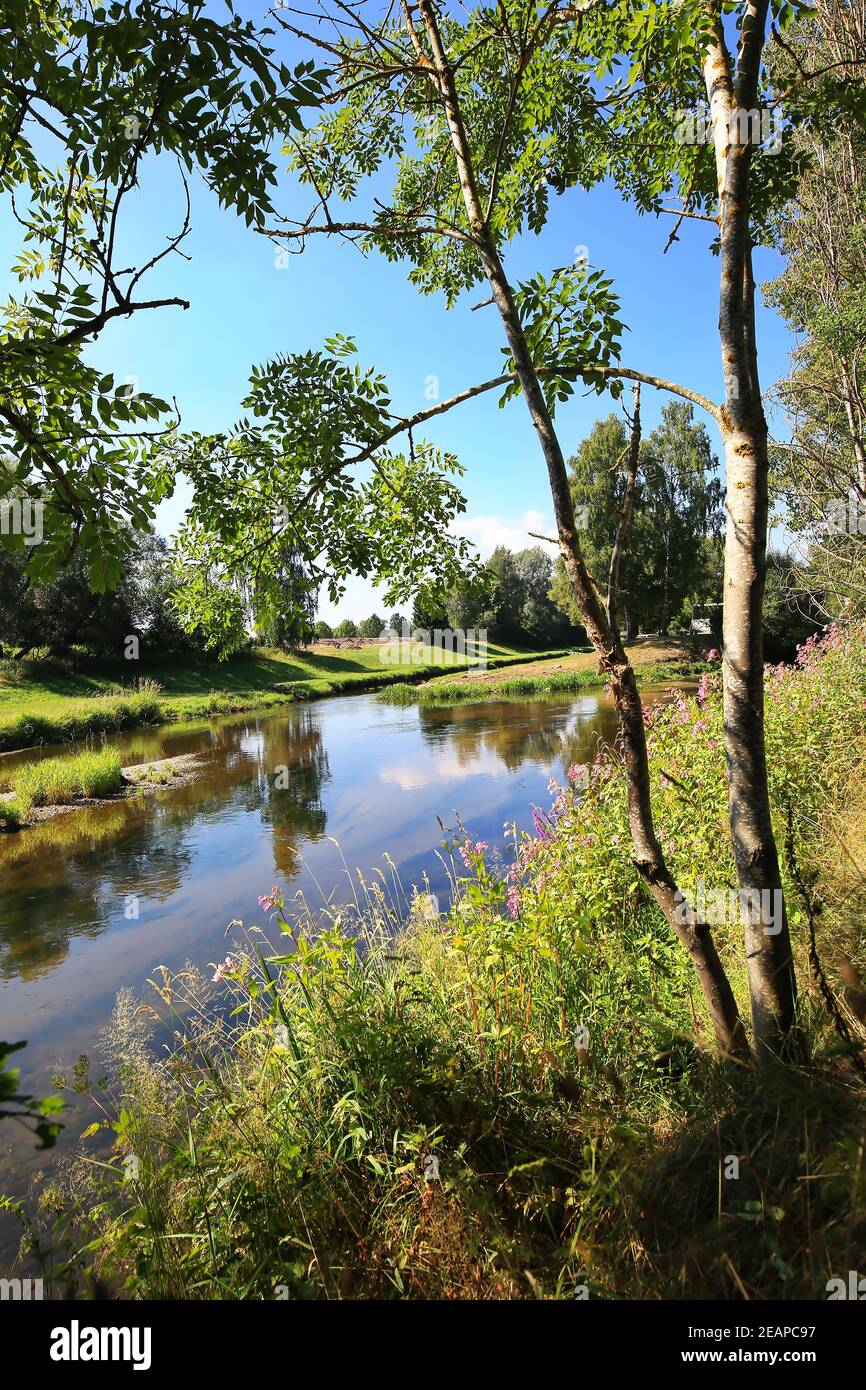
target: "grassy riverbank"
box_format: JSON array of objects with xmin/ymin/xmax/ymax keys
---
[
  {"xmin": 379, "ymin": 638, "xmax": 710, "ymax": 703},
  {"xmin": 26, "ymin": 623, "xmax": 866, "ymax": 1300},
  {"xmin": 0, "ymin": 641, "xmax": 568, "ymax": 753}
]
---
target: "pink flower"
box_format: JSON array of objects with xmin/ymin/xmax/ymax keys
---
[
  {"xmin": 258, "ymin": 886, "xmax": 284, "ymax": 912},
  {"xmin": 212, "ymin": 955, "xmax": 235, "ymax": 983},
  {"xmin": 706, "ymin": 648, "xmax": 720, "ymax": 663}
]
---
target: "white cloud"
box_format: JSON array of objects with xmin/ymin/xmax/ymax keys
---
[{"xmin": 451, "ymin": 508, "xmax": 558, "ymax": 558}]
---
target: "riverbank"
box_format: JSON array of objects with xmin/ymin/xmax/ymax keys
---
[
  {"xmin": 30, "ymin": 624, "xmax": 866, "ymax": 1299},
  {"xmin": 379, "ymin": 637, "xmax": 710, "ymax": 703},
  {"xmin": 0, "ymin": 641, "xmax": 571, "ymax": 754}
]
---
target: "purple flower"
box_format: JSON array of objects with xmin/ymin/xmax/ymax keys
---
[{"xmin": 258, "ymin": 885, "xmax": 284, "ymax": 912}]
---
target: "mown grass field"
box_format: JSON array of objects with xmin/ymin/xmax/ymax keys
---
[{"xmin": 0, "ymin": 641, "xmax": 572, "ymax": 752}]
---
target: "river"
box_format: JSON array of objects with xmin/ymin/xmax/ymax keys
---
[{"xmin": 0, "ymin": 682, "xmax": 681, "ymax": 1265}]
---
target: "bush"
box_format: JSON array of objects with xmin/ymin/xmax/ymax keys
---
[{"xmin": 0, "ymin": 800, "xmax": 21, "ymax": 830}]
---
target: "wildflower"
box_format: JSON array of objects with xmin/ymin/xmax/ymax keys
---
[
  {"xmin": 258, "ymin": 886, "xmax": 284, "ymax": 912},
  {"xmin": 212, "ymin": 955, "xmax": 235, "ymax": 983},
  {"xmin": 532, "ymin": 807, "xmax": 553, "ymax": 841},
  {"xmin": 706, "ymin": 648, "xmax": 720, "ymax": 663}
]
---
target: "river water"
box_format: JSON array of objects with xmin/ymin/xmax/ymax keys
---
[{"xmin": 0, "ymin": 683, "xmax": 679, "ymax": 1265}]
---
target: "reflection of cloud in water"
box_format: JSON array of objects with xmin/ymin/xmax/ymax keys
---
[{"xmin": 379, "ymin": 747, "xmax": 504, "ymax": 790}]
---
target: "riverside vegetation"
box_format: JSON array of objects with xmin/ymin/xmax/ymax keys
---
[
  {"xmin": 17, "ymin": 624, "xmax": 866, "ymax": 1300},
  {"xmin": 0, "ymin": 644, "xmax": 570, "ymax": 754}
]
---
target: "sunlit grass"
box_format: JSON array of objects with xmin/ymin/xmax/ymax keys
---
[{"xmin": 10, "ymin": 748, "xmax": 123, "ymax": 813}]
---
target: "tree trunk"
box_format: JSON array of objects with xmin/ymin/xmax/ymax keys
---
[
  {"xmin": 660, "ymin": 513, "xmax": 671, "ymax": 636},
  {"xmin": 704, "ymin": 6, "xmax": 803, "ymax": 1061},
  {"xmin": 414, "ymin": 0, "xmax": 748, "ymax": 1058}
]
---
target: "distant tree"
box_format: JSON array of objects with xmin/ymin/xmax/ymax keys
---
[
  {"xmin": 250, "ymin": 539, "xmax": 317, "ymax": 647},
  {"xmin": 133, "ymin": 534, "xmax": 205, "ymax": 657},
  {"xmin": 481, "ymin": 547, "xmax": 524, "ymax": 638},
  {"xmin": 334, "ymin": 618, "xmax": 358, "ymax": 638},
  {"xmin": 763, "ymin": 552, "xmax": 824, "ymax": 663},
  {"xmin": 513, "ymin": 546, "xmax": 571, "ymax": 645},
  {"xmin": 314, "ymin": 619, "xmax": 334, "ymax": 639},
  {"xmin": 0, "ymin": 544, "xmax": 135, "ymax": 660},
  {"xmin": 638, "ymin": 403, "xmax": 724, "ymax": 636},
  {"xmin": 444, "ymin": 574, "xmax": 489, "ymax": 632},
  {"xmin": 358, "ymin": 613, "xmax": 385, "ymax": 637},
  {"xmin": 550, "ymin": 407, "xmax": 723, "ymax": 638},
  {"xmin": 388, "ymin": 610, "xmax": 409, "ymax": 634}
]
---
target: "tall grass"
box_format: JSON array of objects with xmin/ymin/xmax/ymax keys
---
[
  {"xmin": 34, "ymin": 624, "xmax": 866, "ymax": 1300},
  {"xmin": 11, "ymin": 748, "xmax": 123, "ymax": 813}
]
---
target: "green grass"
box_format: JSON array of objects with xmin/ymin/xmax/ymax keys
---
[
  {"xmin": 9, "ymin": 748, "xmax": 123, "ymax": 814},
  {"xmin": 0, "ymin": 643, "xmax": 558, "ymax": 752},
  {"xmin": 0, "ymin": 800, "xmax": 21, "ymax": 830}
]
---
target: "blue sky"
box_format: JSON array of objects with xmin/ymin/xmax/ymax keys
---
[{"xmin": 1, "ymin": 7, "xmax": 794, "ymax": 623}]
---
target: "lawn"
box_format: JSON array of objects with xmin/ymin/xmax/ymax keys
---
[{"xmin": 0, "ymin": 641, "xmax": 572, "ymax": 752}]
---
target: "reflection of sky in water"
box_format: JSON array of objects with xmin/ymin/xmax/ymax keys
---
[{"xmin": 0, "ymin": 684, "xmax": 682, "ymax": 1260}]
